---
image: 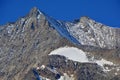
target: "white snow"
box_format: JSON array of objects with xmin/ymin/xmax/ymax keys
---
[
  {"xmin": 38, "ymin": 10, "xmax": 42, "ymax": 15},
  {"xmin": 36, "ymin": 65, "xmax": 45, "ymax": 70},
  {"xmin": 36, "ymin": 67, "xmax": 40, "ymax": 70},
  {"xmin": 7, "ymin": 25, "xmax": 14, "ymax": 33},
  {"xmin": 21, "ymin": 18, "xmax": 25, "ymax": 23},
  {"xmin": 40, "ymin": 65, "xmax": 45, "ymax": 70},
  {"xmin": 115, "ymin": 73, "xmax": 118, "ymax": 75},
  {"xmin": 41, "ymin": 76, "xmax": 50, "ymax": 80},
  {"xmin": 95, "ymin": 59, "xmax": 113, "ymax": 67},
  {"xmin": 58, "ymin": 73, "xmax": 74, "ymax": 80},
  {"xmin": 49, "ymin": 47, "xmax": 115, "ymax": 71},
  {"xmin": 42, "ymin": 75, "xmax": 74, "ymax": 80},
  {"xmin": 49, "ymin": 47, "xmax": 89, "ymax": 62},
  {"xmin": 37, "ymin": 14, "xmax": 41, "ymax": 19},
  {"xmin": 117, "ymin": 68, "xmax": 120, "ymax": 71},
  {"xmin": 88, "ymin": 56, "xmax": 113, "ymax": 68}
]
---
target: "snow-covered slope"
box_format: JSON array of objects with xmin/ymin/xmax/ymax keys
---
[{"xmin": 49, "ymin": 47, "xmax": 88, "ymax": 62}]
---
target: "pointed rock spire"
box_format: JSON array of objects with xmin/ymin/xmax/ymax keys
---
[{"xmin": 29, "ymin": 7, "xmax": 42, "ymax": 17}]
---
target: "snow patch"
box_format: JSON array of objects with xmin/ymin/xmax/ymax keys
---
[
  {"xmin": 37, "ymin": 14, "xmax": 41, "ymax": 19},
  {"xmin": 38, "ymin": 9, "xmax": 42, "ymax": 15},
  {"xmin": 58, "ymin": 73, "xmax": 74, "ymax": 80},
  {"xmin": 49, "ymin": 47, "xmax": 115, "ymax": 72},
  {"xmin": 6, "ymin": 25, "xmax": 14, "ymax": 33},
  {"xmin": 41, "ymin": 76, "xmax": 50, "ymax": 80},
  {"xmin": 117, "ymin": 68, "xmax": 120, "ymax": 71},
  {"xmin": 115, "ymin": 73, "xmax": 118, "ymax": 75},
  {"xmin": 40, "ymin": 65, "xmax": 45, "ymax": 69},
  {"xmin": 36, "ymin": 67, "xmax": 40, "ymax": 70},
  {"xmin": 21, "ymin": 18, "xmax": 25, "ymax": 23},
  {"xmin": 95, "ymin": 59, "xmax": 113, "ymax": 67},
  {"xmin": 49, "ymin": 47, "xmax": 89, "ymax": 62}
]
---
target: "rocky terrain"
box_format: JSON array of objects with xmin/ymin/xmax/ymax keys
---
[
  {"xmin": 0, "ymin": 7, "xmax": 120, "ymax": 80},
  {"xmin": 66, "ymin": 16, "xmax": 120, "ymax": 49}
]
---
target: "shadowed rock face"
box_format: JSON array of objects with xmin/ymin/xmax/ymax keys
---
[{"xmin": 0, "ymin": 7, "xmax": 120, "ymax": 80}]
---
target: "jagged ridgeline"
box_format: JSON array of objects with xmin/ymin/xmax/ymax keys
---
[{"xmin": 0, "ymin": 7, "xmax": 120, "ymax": 80}]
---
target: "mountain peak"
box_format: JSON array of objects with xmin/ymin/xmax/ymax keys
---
[
  {"xmin": 29, "ymin": 7, "xmax": 42, "ymax": 17},
  {"xmin": 80, "ymin": 16, "xmax": 90, "ymax": 22}
]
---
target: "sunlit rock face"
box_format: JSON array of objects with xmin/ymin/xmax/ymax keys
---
[
  {"xmin": 66, "ymin": 16, "xmax": 120, "ymax": 49},
  {"xmin": 0, "ymin": 7, "xmax": 120, "ymax": 80}
]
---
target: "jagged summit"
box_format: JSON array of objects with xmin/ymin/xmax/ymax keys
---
[
  {"xmin": 66, "ymin": 16, "xmax": 120, "ymax": 49},
  {"xmin": 29, "ymin": 7, "xmax": 42, "ymax": 16}
]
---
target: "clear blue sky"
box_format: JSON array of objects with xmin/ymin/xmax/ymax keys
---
[{"xmin": 0, "ymin": 0, "xmax": 120, "ymax": 27}]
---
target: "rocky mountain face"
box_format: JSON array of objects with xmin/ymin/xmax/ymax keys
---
[
  {"xmin": 66, "ymin": 17, "xmax": 120, "ymax": 49},
  {"xmin": 0, "ymin": 7, "xmax": 120, "ymax": 80}
]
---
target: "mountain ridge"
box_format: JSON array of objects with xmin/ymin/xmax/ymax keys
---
[{"xmin": 0, "ymin": 7, "xmax": 120, "ymax": 80}]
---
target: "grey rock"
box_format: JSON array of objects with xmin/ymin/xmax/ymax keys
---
[
  {"xmin": 66, "ymin": 16, "xmax": 120, "ymax": 49},
  {"xmin": 0, "ymin": 7, "xmax": 120, "ymax": 80}
]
